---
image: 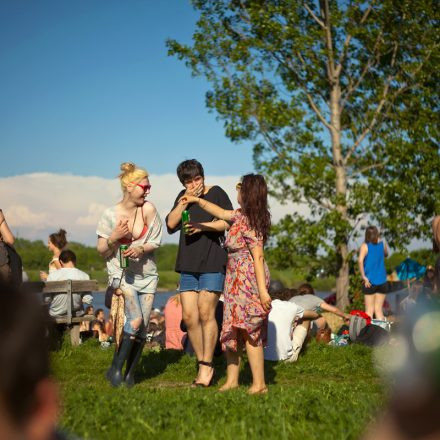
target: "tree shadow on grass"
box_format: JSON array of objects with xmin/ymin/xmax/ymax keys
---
[
  {"xmin": 237, "ymin": 359, "xmax": 278, "ymax": 386},
  {"xmin": 136, "ymin": 349, "xmax": 185, "ymax": 382}
]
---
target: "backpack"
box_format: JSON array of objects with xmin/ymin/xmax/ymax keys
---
[
  {"xmin": 0, "ymin": 242, "xmax": 22, "ymax": 285},
  {"xmin": 349, "ymin": 310, "xmax": 371, "ymax": 342}
]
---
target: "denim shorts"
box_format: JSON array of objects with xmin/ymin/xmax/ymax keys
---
[{"xmin": 179, "ymin": 272, "xmax": 225, "ymax": 293}]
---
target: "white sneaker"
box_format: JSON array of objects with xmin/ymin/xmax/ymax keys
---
[{"xmin": 286, "ymin": 346, "xmax": 301, "ymax": 363}]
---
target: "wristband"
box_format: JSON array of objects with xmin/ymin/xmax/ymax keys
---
[{"xmin": 107, "ymin": 238, "xmax": 115, "ymax": 248}]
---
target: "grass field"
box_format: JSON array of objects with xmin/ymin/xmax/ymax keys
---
[{"xmin": 53, "ymin": 339, "xmax": 386, "ymax": 440}]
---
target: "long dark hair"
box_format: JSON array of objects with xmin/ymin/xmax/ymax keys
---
[{"xmin": 240, "ymin": 174, "xmax": 271, "ymax": 244}]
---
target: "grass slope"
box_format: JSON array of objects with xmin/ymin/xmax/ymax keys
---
[{"xmin": 53, "ymin": 340, "xmax": 386, "ymax": 440}]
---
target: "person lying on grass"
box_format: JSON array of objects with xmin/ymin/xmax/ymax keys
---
[
  {"xmin": 287, "ymin": 284, "xmax": 350, "ymax": 362},
  {"xmin": 264, "ymin": 288, "xmax": 319, "ymax": 362}
]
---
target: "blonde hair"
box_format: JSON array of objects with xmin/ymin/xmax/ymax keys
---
[{"xmin": 118, "ymin": 162, "xmax": 148, "ymax": 193}]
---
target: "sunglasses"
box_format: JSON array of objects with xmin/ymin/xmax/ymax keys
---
[
  {"xmin": 236, "ymin": 182, "xmax": 242, "ymax": 190},
  {"xmin": 132, "ymin": 182, "xmax": 151, "ymax": 192}
]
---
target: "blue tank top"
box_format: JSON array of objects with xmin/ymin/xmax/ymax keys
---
[{"xmin": 364, "ymin": 242, "xmax": 387, "ymax": 285}]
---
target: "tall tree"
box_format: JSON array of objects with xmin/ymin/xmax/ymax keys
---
[{"xmin": 168, "ymin": 0, "xmax": 440, "ymax": 308}]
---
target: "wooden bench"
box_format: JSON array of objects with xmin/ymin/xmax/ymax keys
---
[{"xmin": 23, "ymin": 280, "xmax": 100, "ymax": 346}]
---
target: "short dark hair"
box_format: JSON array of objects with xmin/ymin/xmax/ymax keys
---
[
  {"xmin": 0, "ymin": 281, "xmax": 50, "ymax": 425},
  {"xmin": 298, "ymin": 283, "xmax": 315, "ymax": 296},
  {"xmin": 365, "ymin": 226, "xmax": 379, "ymax": 244},
  {"xmin": 176, "ymin": 159, "xmax": 204, "ymax": 185},
  {"xmin": 59, "ymin": 249, "xmax": 76, "ymax": 265},
  {"xmin": 271, "ymin": 288, "xmax": 298, "ymax": 301},
  {"xmin": 95, "ymin": 308, "xmax": 104, "ymax": 318}
]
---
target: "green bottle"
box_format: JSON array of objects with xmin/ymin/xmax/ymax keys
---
[
  {"xmin": 119, "ymin": 245, "xmax": 129, "ymax": 268},
  {"xmin": 182, "ymin": 210, "xmax": 190, "ymax": 235}
]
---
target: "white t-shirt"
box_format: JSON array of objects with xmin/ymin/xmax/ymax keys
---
[
  {"xmin": 46, "ymin": 267, "xmax": 91, "ymax": 317},
  {"xmin": 264, "ymin": 299, "xmax": 304, "ymax": 361}
]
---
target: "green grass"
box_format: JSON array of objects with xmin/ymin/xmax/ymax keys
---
[{"xmin": 52, "ymin": 339, "xmax": 386, "ymax": 439}]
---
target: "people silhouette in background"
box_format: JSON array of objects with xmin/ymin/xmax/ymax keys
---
[{"xmin": 40, "ymin": 229, "xmax": 67, "ymax": 281}]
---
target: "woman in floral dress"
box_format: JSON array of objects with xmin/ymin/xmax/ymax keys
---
[{"xmin": 180, "ymin": 174, "xmax": 272, "ymax": 394}]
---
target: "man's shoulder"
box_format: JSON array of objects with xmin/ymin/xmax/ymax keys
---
[{"xmin": 47, "ymin": 268, "xmax": 90, "ymax": 281}]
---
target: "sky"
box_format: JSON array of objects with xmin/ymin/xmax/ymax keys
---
[{"xmin": 0, "ymin": 0, "xmax": 254, "ymax": 178}]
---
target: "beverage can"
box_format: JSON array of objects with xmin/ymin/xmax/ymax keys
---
[
  {"xmin": 119, "ymin": 245, "xmax": 129, "ymax": 268},
  {"xmin": 181, "ymin": 210, "xmax": 190, "ymax": 234}
]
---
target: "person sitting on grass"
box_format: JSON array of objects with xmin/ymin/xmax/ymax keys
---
[
  {"xmin": 90, "ymin": 308, "xmax": 110, "ymax": 342},
  {"xmin": 288, "ymin": 283, "xmax": 350, "ymax": 362},
  {"xmin": 264, "ymin": 288, "xmax": 320, "ymax": 362},
  {"xmin": 45, "ymin": 249, "xmax": 92, "ymax": 318}
]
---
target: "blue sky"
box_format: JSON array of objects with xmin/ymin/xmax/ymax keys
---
[{"xmin": 0, "ymin": 0, "xmax": 254, "ymax": 178}]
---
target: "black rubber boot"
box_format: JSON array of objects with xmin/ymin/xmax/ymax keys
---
[
  {"xmin": 124, "ymin": 336, "xmax": 145, "ymax": 388},
  {"xmin": 106, "ymin": 333, "xmax": 135, "ymax": 387}
]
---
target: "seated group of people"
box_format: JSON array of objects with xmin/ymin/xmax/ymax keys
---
[
  {"xmin": 265, "ymin": 283, "xmax": 350, "ymax": 362},
  {"xmin": 163, "ymin": 282, "xmax": 349, "ymax": 363}
]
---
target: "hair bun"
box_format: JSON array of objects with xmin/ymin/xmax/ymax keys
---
[
  {"xmin": 120, "ymin": 162, "xmax": 136, "ymax": 173},
  {"xmin": 59, "ymin": 229, "xmax": 67, "ymax": 237}
]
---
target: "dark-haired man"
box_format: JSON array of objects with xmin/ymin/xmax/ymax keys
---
[
  {"xmin": 166, "ymin": 159, "xmax": 233, "ymax": 386},
  {"xmin": 46, "ymin": 249, "xmax": 92, "ymax": 318},
  {"xmin": 0, "ymin": 281, "xmax": 61, "ymax": 439}
]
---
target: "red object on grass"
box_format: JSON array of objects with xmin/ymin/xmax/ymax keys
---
[{"xmin": 349, "ymin": 310, "xmax": 372, "ymax": 326}]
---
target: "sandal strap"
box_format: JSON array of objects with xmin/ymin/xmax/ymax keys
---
[{"xmin": 198, "ymin": 360, "xmax": 213, "ymax": 367}]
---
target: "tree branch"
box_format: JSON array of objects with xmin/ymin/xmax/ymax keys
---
[
  {"xmin": 335, "ymin": 4, "xmax": 374, "ymax": 77},
  {"xmin": 349, "ymin": 162, "xmax": 386, "ymax": 177},
  {"xmin": 341, "ymin": 30, "xmax": 383, "ymax": 109},
  {"xmin": 344, "ymin": 82, "xmax": 391, "ymax": 164},
  {"xmin": 321, "ymin": 0, "xmax": 336, "ymax": 82},
  {"xmin": 304, "ymin": 4, "xmax": 326, "ymax": 29}
]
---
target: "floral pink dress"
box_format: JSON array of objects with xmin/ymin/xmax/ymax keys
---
[{"xmin": 220, "ymin": 210, "xmax": 270, "ymax": 352}]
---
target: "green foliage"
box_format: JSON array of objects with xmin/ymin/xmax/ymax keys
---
[
  {"xmin": 14, "ymin": 238, "xmax": 105, "ymax": 272},
  {"xmin": 155, "ymin": 244, "xmax": 178, "ymax": 271},
  {"xmin": 53, "ymin": 339, "xmax": 385, "ymax": 439},
  {"xmin": 168, "ymin": 0, "xmax": 440, "ymax": 306}
]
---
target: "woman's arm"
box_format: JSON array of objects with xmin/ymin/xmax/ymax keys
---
[
  {"xmin": 179, "ymin": 195, "xmax": 234, "ymax": 222},
  {"xmin": 0, "ymin": 210, "xmax": 14, "ymax": 245},
  {"xmin": 249, "ymin": 244, "xmax": 272, "ymax": 313},
  {"xmin": 52, "ymin": 259, "xmax": 62, "ymax": 270},
  {"xmin": 358, "ymin": 243, "xmax": 371, "ymax": 287},
  {"xmin": 97, "ymin": 219, "xmax": 130, "ymax": 258},
  {"xmin": 186, "ymin": 219, "xmax": 230, "ymax": 235}
]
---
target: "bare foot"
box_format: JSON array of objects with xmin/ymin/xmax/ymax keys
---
[
  {"xmin": 218, "ymin": 383, "xmax": 239, "ymax": 392},
  {"xmin": 247, "ymin": 386, "xmax": 268, "ymax": 395}
]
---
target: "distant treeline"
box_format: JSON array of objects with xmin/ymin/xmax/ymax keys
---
[
  {"xmin": 14, "ymin": 239, "xmax": 179, "ymax": 273},
  {"xmin": 13, "ymin": 238, "xmax": 434, "ymax": 282}
]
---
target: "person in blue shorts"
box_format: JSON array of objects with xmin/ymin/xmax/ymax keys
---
[{"xmin": 166, "ymin": 159, "xmax": 233, "ymax": 387}]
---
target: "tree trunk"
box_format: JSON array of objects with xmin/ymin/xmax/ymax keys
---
[
  {"xmin": 329, "ymin": 83, "xmax": 350, "ymax": 309},
  {"xmin": 335, "ymin": 242, "xmax": 350, "ymax": 310}
]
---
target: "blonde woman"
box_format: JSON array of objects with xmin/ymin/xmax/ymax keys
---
[{"xmin": 97, "ymin": 162, "xmax": 162, "ymax": 387}]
